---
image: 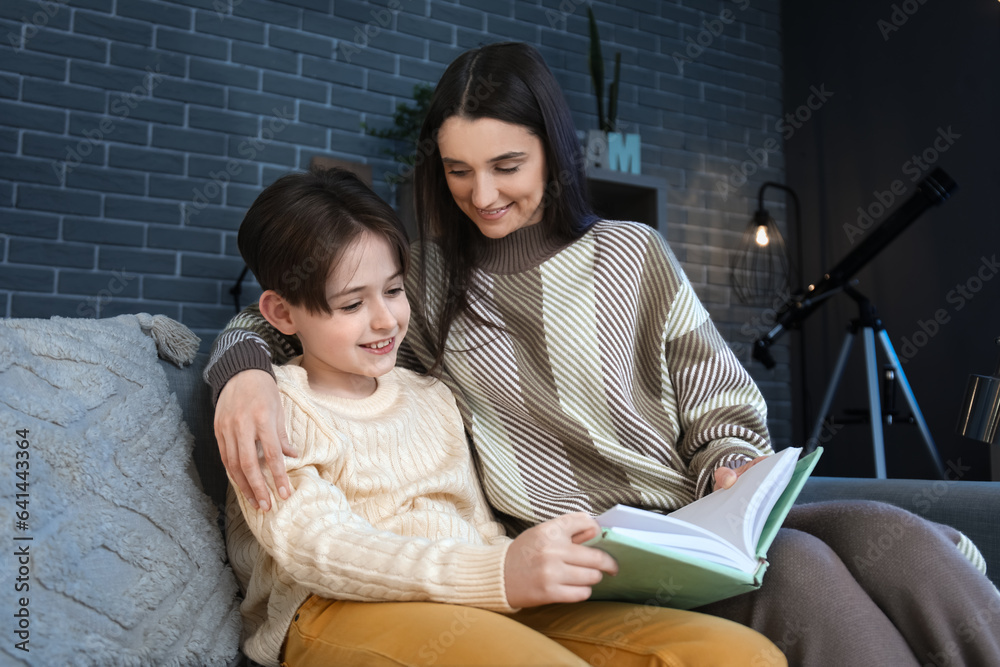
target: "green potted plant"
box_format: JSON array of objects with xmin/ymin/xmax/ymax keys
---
[
  {"xmin": 363, "ymin": 82, "xmax": 434, "ymax": 186},
  {"xmin": 588, "ymin": 6, "xmax": 621, "ymax": 135},
  {"xmin": 585, "ymin": 7, "xmax": 641, "ymax": 174}
]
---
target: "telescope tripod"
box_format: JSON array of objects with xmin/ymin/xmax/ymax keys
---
[{"xmin": 808, "ymin": 287, "xmax": 945, "ymax": 479}]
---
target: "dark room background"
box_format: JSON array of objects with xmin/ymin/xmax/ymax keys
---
[{"xmin": 782, "ymin": 0, "xmax": 999, "ymax": 481}]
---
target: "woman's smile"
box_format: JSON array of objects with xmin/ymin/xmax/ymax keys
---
[{"xmin": 477, "ymin": 203, "xmax": 513, "ymax": 219}]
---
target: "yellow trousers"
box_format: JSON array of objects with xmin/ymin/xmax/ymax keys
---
[{"xmin": 282, "ymin": 595, "xmax": 785, "ymax": 667}]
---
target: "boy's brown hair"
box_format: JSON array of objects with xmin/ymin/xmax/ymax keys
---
[{"xmin": 238, "ymin": 168, "xmax": 409, "ymax": 314}]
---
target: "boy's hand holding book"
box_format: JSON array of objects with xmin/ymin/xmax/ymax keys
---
[
  {"xmin": 584, "ymin": 447, "xmax": 823, "ymax": 609},
  {"xmin": 504, "ymin": 512, "xmax": 619, "ymax": 608}
]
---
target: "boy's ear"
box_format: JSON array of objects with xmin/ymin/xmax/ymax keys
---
[{"xmin": 259, "ymin": 290, "xmax": 298, "ymax": 336}]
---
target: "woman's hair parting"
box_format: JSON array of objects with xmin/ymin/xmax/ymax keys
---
[{"xmin": 237, "ymin": 168, "xmax": 409, "ymax": 315}]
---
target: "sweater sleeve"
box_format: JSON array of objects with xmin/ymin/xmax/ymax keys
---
[
  {"xmin": 651, "ymin": 234, "xmax": 772, "ymax": 498},
  {"xmin": 203, "ymin": 303, "xmax": 302, "ymax": 403},
  {"xmin": 231, "ymin": 435, "xmax": 514, "ymax": 613}
]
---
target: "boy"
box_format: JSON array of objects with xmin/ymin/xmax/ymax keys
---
[{"xmin": 226, "ymin": 168, "xmax": 622, "ymax": 667}]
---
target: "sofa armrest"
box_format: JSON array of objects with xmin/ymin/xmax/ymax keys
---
[{"xmin": 798, "ymin": 476, "xmax": 1000, "ymax": 589}]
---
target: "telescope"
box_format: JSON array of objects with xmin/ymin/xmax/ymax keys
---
[{"xmin": 752, "ymin": 167, "xmax": 957, "ymax": 369}]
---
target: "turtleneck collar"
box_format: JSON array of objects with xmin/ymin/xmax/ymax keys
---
[{"xmin": 475, "ymin": 222, "xmax": 577, "ymax": 275}]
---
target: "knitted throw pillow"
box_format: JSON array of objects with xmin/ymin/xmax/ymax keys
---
[{"xmin": 0, "ymin": 316, "xmax": 241, "ymax": 667}]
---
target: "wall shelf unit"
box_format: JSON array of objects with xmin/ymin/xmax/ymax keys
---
[{"xmin": 586, "ymin": 167, "xmax": 668, "ymax": 232}]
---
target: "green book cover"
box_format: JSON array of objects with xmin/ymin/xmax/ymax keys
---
[{"xmin": 585, "ymin": 447, "xmax": 823, "ymax": 610}]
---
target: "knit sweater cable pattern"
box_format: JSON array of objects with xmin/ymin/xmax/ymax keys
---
[
  {"xmin": 209, "ymin": 220, "xmax": 772, "ymax": 535},
  {"xmin": 225, "ymin": 362, "xmax": 512, "ymax": 667}
]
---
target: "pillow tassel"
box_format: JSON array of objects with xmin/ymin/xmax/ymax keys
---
[{"xmin": 136, "ymin": 313, "xmax": 201, "ymax": 367}]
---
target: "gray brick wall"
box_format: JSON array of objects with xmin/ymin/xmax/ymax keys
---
[{"xmin": 0, "ymin": 0, "xmax": 790, "ymax": 445}]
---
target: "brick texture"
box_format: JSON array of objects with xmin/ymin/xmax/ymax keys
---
[{"xmin": 0, "ymin": 0, "xmax": 790, "ymax": 444}]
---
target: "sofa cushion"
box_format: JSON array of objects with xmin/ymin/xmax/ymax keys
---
[{"xmin": 0, "ymin": 316, "xmax": 242, "ymax": 666}]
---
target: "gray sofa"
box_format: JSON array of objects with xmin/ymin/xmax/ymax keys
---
[
  {"xmin": 167, "ymin": 354, "xmax": 1000, "ymax": 594},
  {"xmin": 11, "ymin": 315, "xmax": 993, "ymax": 666},
  {"xmin": 170, "ymin": 352, "xmax": 1000, "ymax": 666}
]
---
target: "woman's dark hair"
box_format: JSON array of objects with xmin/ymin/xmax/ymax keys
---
[
  {"xmin": 238, "ymin": 168, "xmax": 408, "ymax": 314},
  {"xmin": 414, "ymin": 41, "xmax": 596, "ymax": 370}
]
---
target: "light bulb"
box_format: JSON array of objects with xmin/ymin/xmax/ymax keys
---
[{"xmin": 755, "ymin": 225, "xmax": 769, "ymax": 246}]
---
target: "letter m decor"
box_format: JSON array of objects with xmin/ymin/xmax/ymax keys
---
[{"xmin": 607, "ymin": 132, "xmax": 641, "ymax": 174}]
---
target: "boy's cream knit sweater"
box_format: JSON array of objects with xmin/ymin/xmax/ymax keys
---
[{"xmin": 225, "ymin": 360, "xmax": 515, "ymax": 667}]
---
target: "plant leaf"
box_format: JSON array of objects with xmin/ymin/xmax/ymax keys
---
[
  {"xmin": 362, "ymin": 82, "xmax": 434, "ymax": 171},
  {"xmin": 587, "ymin": 6, "xmax": 605, "ymax": 130},
  {"xmin": 607, "ymin": 51, "xmax": 622, "ymax": 132}
]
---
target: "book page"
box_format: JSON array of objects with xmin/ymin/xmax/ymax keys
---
[
  {"xmin": 610, "ymin": 526, "xmax": 757, "ymax": 571},
  {"xmin": 666, "ymin": 447, "xmax": 801, "ymax": 558},
  {"xmin": 595, "ymin": 506, "xmax": 758, "ymax": 571}
]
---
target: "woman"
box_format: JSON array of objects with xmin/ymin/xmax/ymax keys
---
[{"xmin": 209, "ymin": 42, "xmax": 1000, "ymax": 666}]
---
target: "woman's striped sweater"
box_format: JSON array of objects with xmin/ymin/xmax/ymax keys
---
[{"xmin": 207, "ymin": 220, "xmax": 772, "ymax": 534}]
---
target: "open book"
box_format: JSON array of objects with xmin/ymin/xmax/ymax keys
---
[{"xmin": 585, "ymin": 446, "xmax": 823, "ymax": 609}]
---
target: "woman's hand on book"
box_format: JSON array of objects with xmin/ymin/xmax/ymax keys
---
[
  {"xmin": 712, "ymin": 456, "xmax": 768, "ymax": 492},
  {"xmin": 215, "ymin": 369, "xmax": 298, "ymax": 511},
  {"xmin": 504, "ymin": 512, "xmax": 619, "ymax": 608}
]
